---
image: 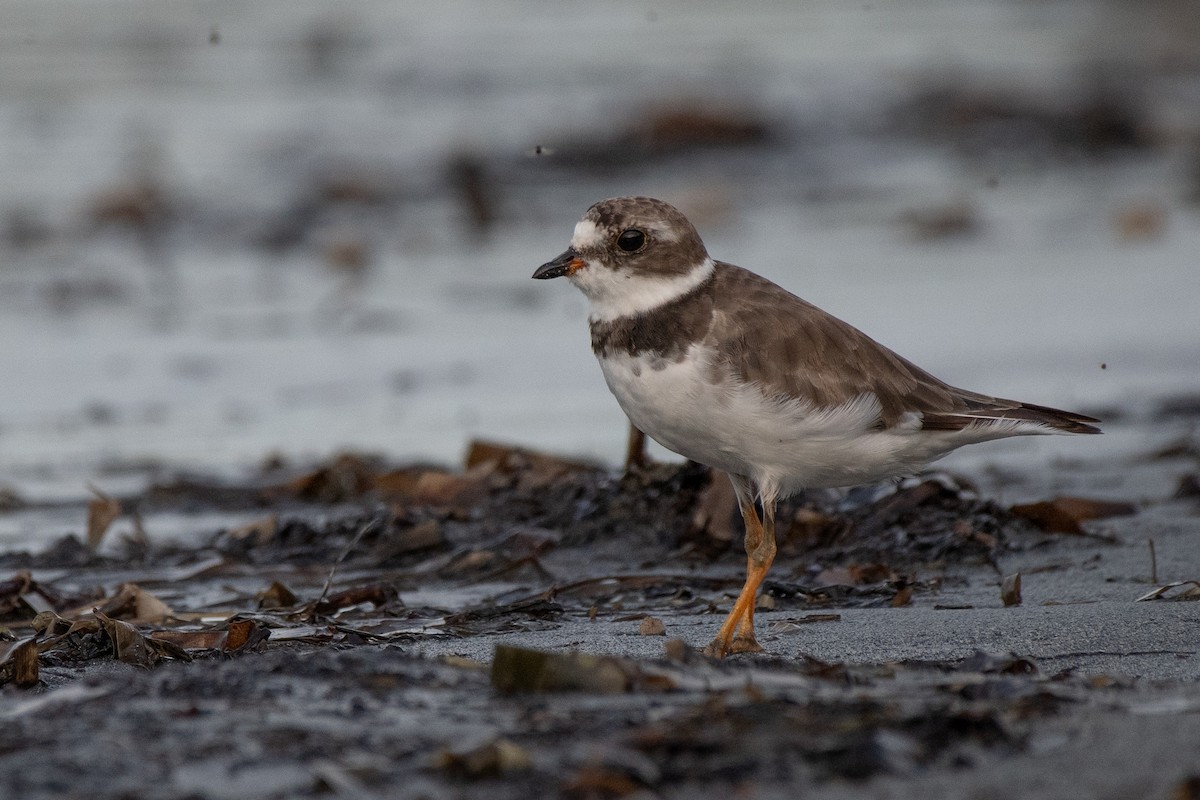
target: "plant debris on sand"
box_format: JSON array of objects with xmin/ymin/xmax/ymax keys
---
[{"xmin": 1, "ymin": 442, "xmax": 1198, "ymax": 799}]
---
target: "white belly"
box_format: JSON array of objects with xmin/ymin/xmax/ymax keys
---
[{"xmin": 596, "ymin": 348, "xmax": 988, "ymax": 496}]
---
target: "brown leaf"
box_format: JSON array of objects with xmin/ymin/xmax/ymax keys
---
[
  {"xmin": 491, "ymin": 645, "xmax": 631, "ymax": 694},
  {"xmin": 0, "ymin": 570, "xmax": 34, "ymax": 616},
  {"xmin": 94, "ymin": 611, "xmax": 157, "ymax": 667},
  {"xmin": 891, "ymin": 585, "xmax": 914, "ymax": 607},
  {"xmin": 371, "ymin": 519, "xmax": 444, "ymax": 562},
  {"xmin": 222, "ymin": 618, "xmax": 271, "ymax": 652},
  {"xmin": 848, "ymin": 563, "xmax": 896, "ymax": 584},
  {"xmin": 226, "ymin": 514, "xmax": 278, "ymax": 546},
  {"xmin": 813, "ymin": 566, "xmax": 855, "ymax": 587},
  {"xmin": 413, "ymin": 466, "xmax": 493, "ymax": 508},
  {"xmin": 563, "ymin": 765, "xmax": 641, "ymax": 797},
  {"xmin": 465, "ymin": 439, "xmax": 595, "ymax": 486},
  {"xmin": 1114, "ymin": 203, "xmax": 1165, "ymax": 241},
  {"xmin": 686, "ymin": 470, "xmax": 737, "ymax": 551},
  {"xmin": 438, "ymin": 548, "xmax": 497, "ymax": 577},
  {"xmin": 1010, "ymin": 496, "xmax": 1137, "ymax": 534},
  {"xmin": 149, "ymin": 618, "xmax": 269, "ymax": 654},
  {"xmin": 787, "ymin": 506, "xmax": 848, "ymax": 551},
  {"xmin": 150, "ymin": 629, "xmax": 227, "ymax": 650},
  {"xmin": 86, "ymin": 486, "xmax": 122, "ymax": 550},
  {"xmin": 1001, "ymin": 574, "xmax": 1022, "ymax": 607},
  {"xmin": 663, "ymin": 638, "xmax": 691, "ymax": 662},
  {"xmin": 1175, "ymin": 474, "xmax": 1200, "ymax": 499},
  {"xmin": 30, "ymin": 611, "xmax": 72, "ymax": 636},
  {"xmin": 433, "ymin": 737, "xmax": 533, "ymax": 777},
  {"xmin": 0, "ymin": 486, "xmax": 24, "ymax": 511},
  {"xmin": 1173, "ymin": 775, "xmax": 1200, "ymax": 800},
  {"xmin": 815, "ymin": 562, "xmax": 895, "ymax": 587},
  {"xmin": 638, "ymin": 616, "xmax": 666, "ymax": 636},
  {"xmin": 370, "ymin": 466, "xmax": 426, "ymax": 499},
  {"xmin": 312, "ymin": 584, "xmax": 400, "ymax": 617},
  {"xmin": 1136, "ymin": 581, "xmax": 1200, "ymax": 602},
  {"xmin": 285, "ymin": 453, "xmax": 378, "ymax": 503},
  {"xmin": 958, "ymin": 650, "xmax": 1037, "ymax": 675},
  {"xmin": 257, "ymin": 580, "xmax": 298, "ymax": 609},
  {"xmin": 0, "ymin": 635, "xmax": 40, "ymax": 688},
  {"xmin": 95, "ymin": 583, "xmax": 173, "ymax": 623},
  {"xmin": 444, "ymin": 597, "xmax": 562, "ymax": 629},
  {"xmin": 86, "ymin": 611, "xmax": 190, "ymax": 666}
]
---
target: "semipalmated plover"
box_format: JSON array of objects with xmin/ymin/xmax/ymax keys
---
[{"xmin": 533, "ymin": 196, "xmax": 1100, "ymax": 658}]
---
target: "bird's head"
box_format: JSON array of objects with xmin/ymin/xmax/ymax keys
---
[{"xmin": 532, "ymin": 196, "xmax": 713, "ymax": 322}]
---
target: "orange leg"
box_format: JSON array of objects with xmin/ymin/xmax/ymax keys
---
[{"xmin": 705, "ymin": 480, "xmax": 778, "ymax": 658}]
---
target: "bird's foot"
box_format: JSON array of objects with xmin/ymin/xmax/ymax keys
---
[
  {"xmin": 728, "ymin": 633, "xmax": 763, "ymax": 654},
  {"xmin": 703, "ymin": 632, "xmax": 763, "ymax": 659}
]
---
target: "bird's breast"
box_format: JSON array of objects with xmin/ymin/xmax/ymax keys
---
[{"xmin": 595, "ymin": 348, "xmax": 751, "ymax": 475}]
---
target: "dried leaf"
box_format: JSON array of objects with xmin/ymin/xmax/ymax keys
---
[
  {"xmin": 464, "ymin": 439, "xmax": 594, "ymax": 485},
  {"xmin": 226, "ymin": 515, "xmax": 278, "ymax": 546},
  {"xmin": 0, "ymin": 486, "xmax": 24, "ymax": 511},
  {"xmin": 94, "ymin": 611, "xmax": 157, "ymax": 667},
  {"xmin": 814, "ymin": 562, "xmax": 894, "ymax": 587},
  {"xmin": 813, "ymin": 566, "xmax": 856, "ymax": 587},
  {"xmin": 438, "ymin": 549, "xmax": 497, "ymax": 577},
  {"xmin": 413, "ymin": 467, "xmax": 493, "ymax": 508},
  {"xmin": 311, "ymin": 584, "xmax": 400, "ymax": 617},
  {"xmin": 562, "ymin": 765, "xmax": 641, "ymax": 797},
  {"xmin": 87, "ymin": 612, "xmax": 194, "ymax": 666},
  {"xmin": 491, "ymin": 645, "xmax": 630, "ymax": 694},
  {"xmin": 788, "ymin": 506, "xmax": 849, "ymax": 550},
  {"xmin": 958, "ymin": 650, "xmax": 1037, "ymax": 675},
  {"xmin": 370, "ymin": 466, "xmax": 426, "ymax": 498},
  {"xmin": 0, "ymin": 636, "xmax": 40, "ymax": 687},
  {"xmin": 149, "ymin": 629, "xmax": 227, "ymax": 650},
  {"xmin": 1136, "ymin": 581, "xmax": 1200, "ymax": 602},
  {"xmin": 851, "ymin": 563, "xmax": 896, "ymax": 584},
  {"xmin": 638, "ymin": 616, "xmax": 666, "ymax": 636},
  {"xmin": 0, "ymin": 571, "xmax": 34, "ymax": 616},
  {"xmin": 96, "ymin": 583, "xmax": 173, "ymax": 623},
  {"xmin": 31, "ymin": 611, "xmax": 72, "ymax": 636},
  {"xmin": 1011, "ymin": 496, "xmax": 1137, "ymax": 534},
  {"xmin": 433, "ymin": 737, "xmax": 533, "ymax": 777},
  {"xmin": 86, "ymin": 486, "xmax": 122, "ymax": 550},
  {"xmin": 257, "ymin": 580, "xmax": 298, "ymax": 609},
  {"xmin": 372, "ymin": 519, "xmax": 444, "ymax": 562},
  {"xmin": 1173, "ymin": 775, "xmax": 1200, "ymax": 800},
  {"xmin": 663, "ymin": 638, "xmax": 691, "ymax": 662},
  {"xmin": 1001, "ymin": 573, "xmax": 1022, "ymax": 607},
  {"xmin": 223, "ymin": 618, "xmax": 271, "ymax": 652},
  {"xmin": 1175, "ymin": 474, "xmax": 1200, "ymax": 500},
  {"xmin": 687, "ymin": 471, "xmax": 737, "ymax": 550},
  {"xmin": 285, "ymin": 453, "xmax": 378, "ymax": 503}
]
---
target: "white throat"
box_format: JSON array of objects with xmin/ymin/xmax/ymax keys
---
[{"xmin": 576, "ymin": 257, "xmax": 716, "ymax": 323}]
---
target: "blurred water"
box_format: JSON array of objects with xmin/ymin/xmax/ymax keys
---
[{"xmin": 1, "ymin": 0, "xmax": 1198, "ymax": 519}]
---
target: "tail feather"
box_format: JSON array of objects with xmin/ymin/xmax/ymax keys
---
[{"xmin": 923, "ymin": 399, "xmax": 1101, "ymax": 435}]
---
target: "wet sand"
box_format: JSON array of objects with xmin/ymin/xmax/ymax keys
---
[{"xmin": 3, "ymin": 442, "xmax": 1198, "ymax": 799}]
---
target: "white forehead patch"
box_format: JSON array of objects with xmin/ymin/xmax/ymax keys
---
[{"xmin": 570, "ymin": 219, "xmax": 604, "ymax": 250}]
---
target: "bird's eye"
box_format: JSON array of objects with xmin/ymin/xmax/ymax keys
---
[{"xmin": 616, "ymin": 229, "xmax": 646, "ymax": 252}]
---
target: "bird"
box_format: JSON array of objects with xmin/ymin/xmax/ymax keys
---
[{"xmin": 532, "ymin": 196, "xmax": 1100, "ymax": 658}]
